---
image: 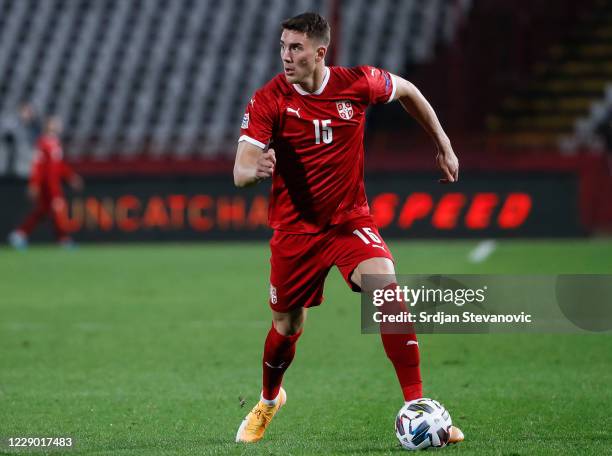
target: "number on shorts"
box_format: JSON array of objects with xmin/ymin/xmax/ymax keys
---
[{"xmin": 352, "ymin": 227, "xmax": 381, "ymax": 245}]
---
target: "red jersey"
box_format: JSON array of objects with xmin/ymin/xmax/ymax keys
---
[
  {"xmin": 239, "ymin": 65, "xmax": 396, "ymax": 233},
  {"xmin": 30, "ymin": 134, "xmax": 74, "ymax": 196}
]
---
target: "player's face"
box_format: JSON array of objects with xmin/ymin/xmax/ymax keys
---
[
  {"xmin": 280, "ymin": 29, "xmax": 322, "ymax": 84},
  {"xmin": 46, "ymin": 117, "xmax": 63, "ymax": 135}
]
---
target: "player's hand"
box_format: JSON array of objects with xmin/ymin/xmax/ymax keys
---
[
  {"xmin": 255, "ymin": 149, "xmax": 276, "ymax": 181},
  {"xmin": 27, "ymin": 184, "xmax": 39, "ymax": 201},
  {"xmin": 70, "ymin": 175, "xmax": 84, "ymax": 191},
  {"xmin": 436, "ymin": 140, "xmax": 459, "ymax": 183}
]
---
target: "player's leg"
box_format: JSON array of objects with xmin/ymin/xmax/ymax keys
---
[
  {"xmin": 236, "ymin": 307, "xmax": 307, "ymax": 443},
  {"xmin": 341, "ymin": 221, "xmax": 463, "ymax": 444},
  {"xmin": 9, "ymin": 197, "xmax": 49, "ymax": 248},
  {"xmin": 262, "ymin": 307, "xmax": 307, "ymax": 402},
  {"xmin": 326, "ymin": 216, "xmax": 421, "ymax": 401},
  {"xmin": 237, "ymin": 231, "xmax": 328, "ymax": 443},
  {"xmin": 49, "ymin": 196, "xmax": 73, "ymax": 246},
  {"xmin": 351, "ymin": 256, "xmax": 424, "ymax": 402}
]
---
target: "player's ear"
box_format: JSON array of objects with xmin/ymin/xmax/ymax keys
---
[{"xmin": 315, "ymin": 45, "xmax": 327, "ymax": 62}]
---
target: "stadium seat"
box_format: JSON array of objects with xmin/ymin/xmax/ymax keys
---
[{"xmin": 0, "ymin": 0, "xmax": 469, "ymax": 164}]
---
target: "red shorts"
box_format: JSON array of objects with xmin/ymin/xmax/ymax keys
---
[{"xmin": 269, "ymin": 215, "xmax": 394, "ymax": 312}]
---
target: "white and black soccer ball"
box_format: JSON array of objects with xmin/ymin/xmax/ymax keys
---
[{"xmin": 395, "ymin": 398, "xmax": 452, "ymax": 450}]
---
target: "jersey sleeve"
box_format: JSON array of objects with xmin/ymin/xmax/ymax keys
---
[
  {"xmin": 58, "ymin": 160, "xmax": 75, "ymax": 181},
  {"xmin": 238, "ymin": 88, "xmax": 277, "ymax": 150},
  {"xmin": 359, "ymin": 65, "xmax": 396, "ymax": 105},
  {"xmin": 28, "ymin": 138, "xmax": 49, "ymax": 187},
  {"xmin": 28, "ymin": 149, "xmax": 44, "ymax": 187}
]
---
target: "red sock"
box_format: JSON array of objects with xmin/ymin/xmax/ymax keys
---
[
  {"xmin": 379, "ymin": 283, "xmax": 423, "ymax": 401},
  {"xmin": 262, "ymin": 323, "xmax": 302, "ymax": 401}
]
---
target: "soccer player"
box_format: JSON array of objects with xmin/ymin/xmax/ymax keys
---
[
  {"xmin": 8, "ymin": 116, "xmax": 83, "ymax": 248},
  {"xmin": 233, "ymin": 13, "xmax": 463, "ymax": 445}
]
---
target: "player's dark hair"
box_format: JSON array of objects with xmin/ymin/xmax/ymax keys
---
[{"xmin": 281, "ymin": 12, "xmax": 330, "ymax": 46}]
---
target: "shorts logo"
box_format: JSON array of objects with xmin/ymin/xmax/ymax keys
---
[
  {"xmin": 336, "ymin": 101, "xmax": 353, "ymax": 120},
  {"xmin": 241, "ymin": 113, "xmax": 250, "ymax": 129},
  {"xmin": 270, "ymin": 284, "xmax": 277, "ymax": 304}
]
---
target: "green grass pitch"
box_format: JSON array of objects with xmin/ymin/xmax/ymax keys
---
[{"xmin": 1, "ymin": 240, "xmax": 611, "ymax": 455}]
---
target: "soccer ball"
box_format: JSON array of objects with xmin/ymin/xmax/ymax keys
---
[{"xmin": 395, "ymin": 398, "xmax": 452, "ymax": 450}]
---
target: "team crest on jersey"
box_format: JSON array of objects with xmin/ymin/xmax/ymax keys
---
[
  {"xmin": 241, "ymin": 113, "xmax": 249, "ymax": 129},
  {"xmin": 336, "ymin": 101, "xmax": 353, "ymax": 120}
]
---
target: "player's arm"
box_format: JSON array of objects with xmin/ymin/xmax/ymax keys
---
[
  {"xmin": 27, "ymin": 163, "xmax": 41, "ymax": 201},
  {"xmin": 27, "ymin": 143, "xmax": 46, "ymax": 201},
  {"xmin": 55, "ymin": 156, "xmax": 84, "ymax": 191},
  {"xmin": 391, "ymin": 75, "xmax": 459, "ymax": 183},
  {"xmin": 233, "ymin": 141, "xmax": 276, "ymax": 188}
]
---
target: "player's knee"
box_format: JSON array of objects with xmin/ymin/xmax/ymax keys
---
[
  {"xmin": 272, "ymin": 308, "xmax": 306, "ymax": 336},
  {"xmin": 352, "ymin": 257, "xmax": 396, "ymax": 291},
  {"xmin": 273, "ymin": 319, "xmax": 303, "ymax": 336}
]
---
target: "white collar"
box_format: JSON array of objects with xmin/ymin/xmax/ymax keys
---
[{"xmin": 292, "ymin": 66, "xmax": 330, "ymax": 96}]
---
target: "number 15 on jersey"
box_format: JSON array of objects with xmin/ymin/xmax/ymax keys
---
[{"xmin": 313, "ymin": 119, "xmax": 332, "ymax": 144}]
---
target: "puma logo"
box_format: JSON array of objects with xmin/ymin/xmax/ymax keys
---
[
  {"xmin": 372, "ymin": 244, "xmax": 386, "ymax": 250},
  {"xmin": 286, "ymin": 107, "xmax": 301, "ymax": 118}
]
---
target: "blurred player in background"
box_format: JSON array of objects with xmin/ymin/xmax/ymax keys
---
[
  {"xmin": 18, "ymin": 102, "xmax": 43, "ymax": 146},
  {"xmin": 233, "ymin": 13, "xmax": 462, "ymax": 445},
  {"xmin": 8, "ymin": 116, "xmax": 83, "ymax": 249},
  {"xmin": 1, "ymin": 102, "xmax": 42, "ymax": 176}
]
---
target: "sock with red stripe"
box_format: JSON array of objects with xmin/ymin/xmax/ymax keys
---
[
  {"xmin": 379, "ymin": 283, "xmax": 423, "ymax": 401},
  {"xmin": 262, "ymin": 323, "xmax": 302, "ymax": 401}
]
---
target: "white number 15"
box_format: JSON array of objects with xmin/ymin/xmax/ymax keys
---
[
  {"xmin": 353, "ymin": 227, "xmax": 382, "ymax": 245},
  {"xmin": 313, "ymin": 119, "xmax": 332, "ymax": 144}
]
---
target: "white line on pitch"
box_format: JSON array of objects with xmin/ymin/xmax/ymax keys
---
[{"xmin": 468, "ymin": 240, "xmax": 497, "ymax": 263}]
